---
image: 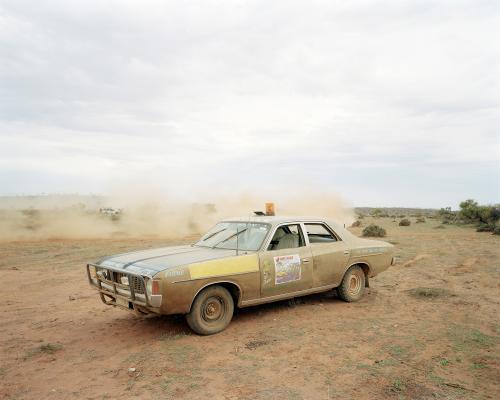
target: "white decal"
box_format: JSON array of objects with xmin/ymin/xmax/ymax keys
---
[{"xmin": 165, "ymin": 269, "xmax": 185, "ymax": 278}]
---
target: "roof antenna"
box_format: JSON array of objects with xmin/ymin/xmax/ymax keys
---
[{"xmin": 236, "ymin": 222, "xmax": 239, "ymax": 256}]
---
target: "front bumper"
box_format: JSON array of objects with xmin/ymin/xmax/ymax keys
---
[{"xmin": 86, "ymin": 263, "xmax": 162, "ymax": 313}]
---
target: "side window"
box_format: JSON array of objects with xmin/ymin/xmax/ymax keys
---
[
  {"xmin": 267, "ymin": 224, "xmax": 305, "ymax": 250},
  {"xmin": 305, "ymin": 223, "xmax": 338, "ymax": 244}
]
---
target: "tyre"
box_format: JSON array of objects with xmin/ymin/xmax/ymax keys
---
[
  {"xmin": 337, "ymin": 265, "xmax": 366, "ymax": 302},
  {"xmin": 186, "ymin": 285, "xmax": 234, "ymax": 335}
]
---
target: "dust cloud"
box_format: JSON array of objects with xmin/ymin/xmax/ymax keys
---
[{"xmin": 0, "ymin": 190, "xmax": 354, "ymax": 241}]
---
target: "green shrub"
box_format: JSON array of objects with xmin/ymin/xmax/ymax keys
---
[
  {"xmin": 409, "ymin": 287, "xmax": 450, "ymax": 299},
  {"xmin": 351, "ymin": 220, "xmax": 362, "ymax": 228},
  {"xmin": 459, "ymin": 200, "xmax": 500, "ymax": 226},
  {"xmin": 476, "ymin": 223, "xmax": 494, "ymax": 232},
  {"xmin": 399, "ymin": 218, "xmax": 411, "ymax": 226},
  {"xmin": 492, "ymin": 225, "xmax": 500, "ymax": 235},
  {"xmin": 438, "ymin": 207, "xmax": 457, "ymax": 224},
  {"xmin": 362, "ymin": 224, "xmax": 386, "ymax": 237},
  {"xmin": 459, "ymin": 199, "xmax": 479, "ymax": 221},
  {"xmin": 416, "ymin": 217, "xmax": 426, "ymax": 223}
]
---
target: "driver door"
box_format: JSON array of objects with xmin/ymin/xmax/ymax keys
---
[{"xmin": 259, "ymin": 223, "xmax": 314, "ymax": 298}]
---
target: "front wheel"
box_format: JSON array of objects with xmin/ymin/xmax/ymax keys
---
[
  {"xmin": 186, "ymin": 285, "xmax": 234, "ymax": 335},
  {"xmin": 337, "ymin": 265, "xmax": 366, "ymax": 302}
]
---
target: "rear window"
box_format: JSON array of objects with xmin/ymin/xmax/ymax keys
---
[{"xmin": 305, "ymin": 223, "xmax": 338, "ymax": 244}]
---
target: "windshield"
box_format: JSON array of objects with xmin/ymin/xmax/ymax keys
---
[{"xmin": 195, "ymin": 222, "xmax": 270, "ymax": 251}]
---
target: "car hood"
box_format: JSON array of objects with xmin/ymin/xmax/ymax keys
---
[{"xmin": 96, "ymin": 245, "xmax": 241, "ymax": 277}]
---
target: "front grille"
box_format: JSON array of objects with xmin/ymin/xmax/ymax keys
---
[
  {"xmin": 130, "ymin": 276, "xmax": 145, "ymax": 294},
  {"xmin": 110, "ymin": 271, "xmax": 145, "ymax": 294}
]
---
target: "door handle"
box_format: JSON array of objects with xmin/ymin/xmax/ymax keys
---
[
  {"xmin": 302, "ymin": 258, "xmax": 310, "ymax": 263},
  {"xmin": 343, "ymin": 250, "xmax": 350, "ymax": 255}
]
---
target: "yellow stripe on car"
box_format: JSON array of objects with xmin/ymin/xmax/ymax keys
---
[{"xmin": 189, "ymin": 254, "xmax": 259, "ymax": 279}]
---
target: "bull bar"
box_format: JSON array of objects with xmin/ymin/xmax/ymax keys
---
[{"xmin": 86, "ymin": 263, "xmax": 160, "ymax": 310}]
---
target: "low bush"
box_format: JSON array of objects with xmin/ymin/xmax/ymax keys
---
[
  {"xmin": 362, "ymin": 224, "xmax": 387, "ymax": 237},
  {"xmin": 438, "ymin": 207, "xmax": 457, "ymax": 224},
  {"xmin": 476, "ymin": 223, "xmax": 494, "ymax": 232},
  {"xmin": 351, "ymin": 220, "xmax": 362, "ymax": 228},
  {"xmin": 399, "ymin": 218, "xmax": 411, "ymax": 226},
  {"xmin": 409, "ymin": 287, "xmax": 451, "ymax": 299},
  {"xmin": 416, "ymin": 217, "xmax": 426, "ymax": 223},
  {"xmin": 493, "ymin": 226, "xmax": 500, "ymax": 235}
]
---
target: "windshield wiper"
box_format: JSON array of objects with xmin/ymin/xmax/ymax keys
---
[
  {"xmin": 212, "ymin": 228, "xmax": 248, "ymax": 248},
  {"xmin": 200, "ymin": 228, "xmax": 227, "ymax": 242}
]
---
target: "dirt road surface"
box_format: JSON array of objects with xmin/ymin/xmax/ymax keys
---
[{"xmin": 1, "ymin": 218, "xmax": 499, "ymax": 399}]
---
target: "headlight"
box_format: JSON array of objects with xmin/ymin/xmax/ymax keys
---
[{"xmin": 97, "ymin": 269, "xmax": 108, "ymax": 280}]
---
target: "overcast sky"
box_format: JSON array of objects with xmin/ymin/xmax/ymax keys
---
[{"xmin": 0, "ymin": 0, "xmax": 499, "ymax": 207}]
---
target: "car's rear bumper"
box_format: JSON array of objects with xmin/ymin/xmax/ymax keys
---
[{"xmin": 86, "ymin": 263, "xmax": 162, "ymax": 314}]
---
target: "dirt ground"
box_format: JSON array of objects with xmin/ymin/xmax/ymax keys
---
[{"xmin": 1, "ymin": 218, "xmax": 499, "ymax": 400}]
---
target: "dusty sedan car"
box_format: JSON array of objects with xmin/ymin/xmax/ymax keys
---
[{"xmin": 87, "ymin": 217, "xmax": 395, "ymax": 335}]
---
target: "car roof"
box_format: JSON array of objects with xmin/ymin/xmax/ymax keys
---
[
  {"xmin": 220, "ymin": 216, "xmax": 355, "ymax": 242},
  {"xmin": 222, "ymin": 216, "xmax": 328, "ymax": 224}
]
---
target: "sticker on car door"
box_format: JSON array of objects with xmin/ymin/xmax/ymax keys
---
[{"xmin": 274, "ymin": 254, "xmax": 301, "ymax": 284}]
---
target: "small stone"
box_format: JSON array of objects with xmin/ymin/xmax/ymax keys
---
[
  {"xmin": 69, "ymin": 295, "xmax": 76, "ymax": 301},
  {"xmin": 128, "ymin": 367, "xmax": 136, "ymax": 374}
]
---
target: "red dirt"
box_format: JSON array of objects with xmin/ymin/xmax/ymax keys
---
[{"xmin": 1, "ymin": 219, "xmax": 499, "ymax": 399}]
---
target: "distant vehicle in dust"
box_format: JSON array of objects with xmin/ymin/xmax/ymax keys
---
[
  {"xmin": 87, "ymin": 216, "xmax": 395, "ymax": 335},
  {"xmin": 99, "ymin": 207, "xmax": 122, "ymax": 216}
]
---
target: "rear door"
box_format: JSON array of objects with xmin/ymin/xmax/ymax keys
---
[
  {"xmin": 259, "ymin": 223, "xmax": 314, "ymax": 298},
  {"xmin": 304, "ymin": 222, "xmax": 351, "ymax": 288}
]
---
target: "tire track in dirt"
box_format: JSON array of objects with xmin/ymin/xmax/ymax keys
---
[{"xmin": 401, "ymin": 254, "xmax": 430, "ymax": 268}]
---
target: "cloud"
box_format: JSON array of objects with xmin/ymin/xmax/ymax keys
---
[{"xmin": 0, "ymin": 0, "xmax": 499, "ymax": 207}]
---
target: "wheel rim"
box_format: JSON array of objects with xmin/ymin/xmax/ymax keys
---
[
  {"xmin": 347, "ymin": 271, "xmax": 362, "ymax": 296},
  {"xmin": 202, "ymin": 296, "xmax": 226, "ymax": 322}
]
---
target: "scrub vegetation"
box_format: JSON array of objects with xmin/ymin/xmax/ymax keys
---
[
  {"xmin": 362, "ymin": 224, "xmax": 387, "ymax": 237},
  {"xmin": 438, "ymin": 199, "xmax": 500, "ymax": 234}
]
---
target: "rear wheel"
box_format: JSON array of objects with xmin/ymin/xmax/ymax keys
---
[
  {"xmin": 337, "ymin": 265, "xmax": 366, "ymax": 302},
  {"xmin": 186, "ymin": 285, "xmax": 234, "ymax": 335}
]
